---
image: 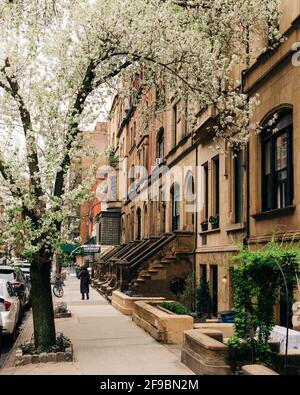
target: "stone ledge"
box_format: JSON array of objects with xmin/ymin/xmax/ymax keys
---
[
  {"xmin": 193, "ymin": 323, "xmax": 234, "ymax": 339},
  {"xmin": 242, "ymin": 364, "xmax": 279, "ymax": 375},
  {"xmin": 133, "ymin": 301, "xmax": 194, "ymax": 345},
  {"xmin": 112, "ymin": 291, "xmax": 165, "ymax": 315},
  {"xmin": 197, "ymin": 329, "xmax": 224, "ymax": 343},
  {"xmin": 181, "ymin": 329, "xmax": 231, "ymax": 375},
  {"xmin": 15, "ymin": 345, "xmax": 74, "ymax": 366}
]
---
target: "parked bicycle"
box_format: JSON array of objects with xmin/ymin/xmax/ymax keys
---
[{"xmin": 52, "ymin": 274, "xmax": 64, "ymax": 298}]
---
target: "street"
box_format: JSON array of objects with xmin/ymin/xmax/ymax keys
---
[
  {"xmin": 0, "ymin": 274, "xmax": 193, "ymax": 375},
  {"xmin": 0, "ymin": 310, "xmax": 31, "ymax": 368}
]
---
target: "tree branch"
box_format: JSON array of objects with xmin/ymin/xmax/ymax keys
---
[
  {"xmin": 0, "ymin": 58, "xmax": 44, "ymax": 201},
  {"xmin": 53, "ymin": 58, "xmax": 131, "ymax": 198},
  {"xmin": 0, "ymin": 158, "xmax": 34, "ymax": 219}
]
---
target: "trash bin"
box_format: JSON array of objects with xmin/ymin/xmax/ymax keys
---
[{"xmin": 218, "ymin": 310, "xmax": 235, "ymax": 323}]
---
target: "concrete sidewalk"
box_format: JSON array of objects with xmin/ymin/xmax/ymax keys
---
[{"xmin": 0, "ymin": 274, "xmax": 193, "ymax": 375}]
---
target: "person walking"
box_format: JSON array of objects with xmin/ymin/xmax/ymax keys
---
[{"xmin": 77, "ymin": 265, "xmax": 91, "ymax": 300}]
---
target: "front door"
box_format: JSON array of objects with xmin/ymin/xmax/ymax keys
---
[{"xmin": 210, "ymin": 265, "xmax": 218, "ymax": 317}]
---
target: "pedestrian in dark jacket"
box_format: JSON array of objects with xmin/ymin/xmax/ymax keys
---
[{"xmin": 77, "ymin": 266, "xmax": 90, "ymax": 300}]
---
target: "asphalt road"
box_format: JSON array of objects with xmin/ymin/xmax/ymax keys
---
[{"xmin": 0, "ymin": 309, "xmax": 31, "ymax": 368}]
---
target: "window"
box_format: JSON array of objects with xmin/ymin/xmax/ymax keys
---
[
  {"xmin": 234, "ymin": 150, "xmax": 244, "ymax": 223},
  {"xmin": 262, "ymin": 110, "xmax": 293, "ymax": 211},
  {"xmin": 136, "ymin": 208, "xmax": 141, "ymax": 240},
  {"xmin": 157, "ymin": 127, "xmax": 164, "ymax": 160},
  {"xmin": 212, "ymin": 157, "xmax": 220, "ymax": 216},
  {"xmin": 171, "ymin": 183, "xmax": 180, "ymax": 231},
  {"xmin": 185, "ymin": 173, "xmax": 195, "ymax": 226},
  {"xmin": 203, "ymin": 163, "xmax": 209, "ymax": 221},
  {"xmin": 173, "ymin": 101, "xmax": 181, "ymax": 147},
  {"xmin": 131, "ymin": 208, "xmax": 134, "ymax": 241}
]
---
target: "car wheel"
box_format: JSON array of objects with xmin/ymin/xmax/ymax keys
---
[
  {"xmin": 0, "ymin": 326, "xmax": 2, "ymax": 358},
  {"xmin": 25, "ymin": 298, "xmax": 32, "ymax": 310},
  {"xmin": 18, "ymin": 305, "xmax": 24, "ymax": 323},
  {"xmin": 8, "ymin": 327, "xmax": 17, "ymax": 344}
]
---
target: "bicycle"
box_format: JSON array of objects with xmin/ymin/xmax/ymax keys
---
[{"xmin": 52, "ymin": 274, "xmax": 64, "ymax": 298}]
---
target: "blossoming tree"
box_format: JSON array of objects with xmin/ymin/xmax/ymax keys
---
[{"xmin": 0, "ymin": 0, "xmax": 280, "ymax": 348}]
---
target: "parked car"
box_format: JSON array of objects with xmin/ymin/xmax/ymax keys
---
[
  {"xmin": 0, "ymin": 266, "xmax": 31, "ymax": 310},
  {"xmin": 0, "ymin": 279, "xmax": 21, "ymax": 342},
  {"xmin": 20, "ymin": 267, "xmax": 31, "ymax": 291},
  {"xmin": 0, "ymin": 297, "xmax": 3, "ymax": 356}
]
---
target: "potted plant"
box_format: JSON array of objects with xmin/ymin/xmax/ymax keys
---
[
  {"xmin": 200, "ymin": 219, "xmax": 208, "ymax": 232},
  {"xmin": 209, "ymin": 214, "xmax": 219, "ymax": 229}
]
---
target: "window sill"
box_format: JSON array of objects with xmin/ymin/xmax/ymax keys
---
[
  {"xmin": 199, "ymin": 228, "xmax": 220, "ymax": 236},
  {"xmin": 226, "ymin": 223, "xmax": 246, "ymax": 233},
  {"xmin": 252, "ymin": 205, "xmax": 296, "ymax": 221}
]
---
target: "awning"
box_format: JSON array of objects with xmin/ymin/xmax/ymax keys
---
[
  {"xmin": 59, "ymin": 244, "xmax": 81, "ymax": 255},
  {"xmin": 59, "ymin": 241, "xmax": 100, "ymax": 256}
]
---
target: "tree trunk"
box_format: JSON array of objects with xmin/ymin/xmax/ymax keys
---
[{"xmin": 30, "ymin": 252, "xmax": 56, "ymax": 349}]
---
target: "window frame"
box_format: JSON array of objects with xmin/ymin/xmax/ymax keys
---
[
  {"xmin": 203, "ymin": 162, "xmax": 209, "ymax": 221},
  {"xmin": 156, "ymin": 127, "xmax": 164, "ymax": 160},
  {"xmin": 171, "ymin": 183, "xmax": 180, "ymax": 231},
  {"xmin": 261, "ymin": 110, "xmax": 293, "ymax": 212},
  {"xmin": 212, "ymin": 156, "xmax": 220, "ymax": 217},
  {"xmin": 233, "ymin": 149, "xmax": 244, "ymax": 223}
]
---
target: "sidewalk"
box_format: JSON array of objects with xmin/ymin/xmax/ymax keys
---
[{"xmin": 0, "ymin": 274, "xmax": 193, "ymax": 375}]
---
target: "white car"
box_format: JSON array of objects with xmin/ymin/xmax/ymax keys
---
[
  {"xmin": 0, "ymin": 279, "xmax": 21, "ymax": 341},
  {"xmin": 0, "ymin": 298, "xmax": 3, "ymax": 354}
]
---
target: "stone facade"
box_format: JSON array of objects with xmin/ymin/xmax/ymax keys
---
[{"xmin": 97, "ymin": 0, "xmax": 300, "ymax": 323}]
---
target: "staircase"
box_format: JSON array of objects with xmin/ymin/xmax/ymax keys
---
[{"xmin": 94, "ymin": 231, "xmax": 195, "ymax": 301}]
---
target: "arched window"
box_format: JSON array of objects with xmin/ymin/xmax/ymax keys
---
[
  {"xmin": 156, "ymin": 127, "xmax": 164, "ymax": 161},
  {"xmin": 261, "ymin": 109, "xmax": 293, "ymax": 211},
  {"xmin": 185, "ymin": 173, "xmax": 195, "ymax": 203},
  {"xmin": 171, "ymin": 183, "xmax": 180, "ymax": 231},
  {"xmin": 185, "ymin": 173, "xmax": 195, "ymax": 227}
]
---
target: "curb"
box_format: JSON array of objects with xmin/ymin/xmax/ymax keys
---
[{"xmin": 1, "ymin": 311, "xmax": 33, "ymax": 369}]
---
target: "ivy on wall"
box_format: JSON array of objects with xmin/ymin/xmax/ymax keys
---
[{"xmin": 227, "ymin": 242, "xmax": 300, "ymax": 363}]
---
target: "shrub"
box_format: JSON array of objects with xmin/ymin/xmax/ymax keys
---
[
  {"xmin": 228, "ymin": 242, "xmax": 299, "ymax": 365},
  {"xmin": 195, "ymin": 278, "xmax": 212, "ymax": 319},
  {"xmin": 177, "ymin": 274, "xmax": 195, "ymax": 310},
  {"xmin": 54, "ymin": 302, "xmax": 68, "ymax": 314},
  {"xmin": 159, "ymin": 302, "xmax": 193, "ymax": 316},
  {"xmin": 20, "ymin": 333, "xmax": 71, "ymax": 355}
]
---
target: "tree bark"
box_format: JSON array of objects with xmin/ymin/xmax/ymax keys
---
[{"xmin": 30, "ymin": 252, "xmax": 56, "ymax": 349}]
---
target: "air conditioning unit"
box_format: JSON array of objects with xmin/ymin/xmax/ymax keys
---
[{"xmin": 155, "ymin": 158, "xmax": 163, "ymax": 166}]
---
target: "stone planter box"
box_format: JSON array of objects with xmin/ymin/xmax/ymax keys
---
[
  {"xmin": 242, "ymin": 364, "xmax": 279, "ymax": 375},
  {"xmin": 54, "ymin": 311, "xmax": 72, "ymax": 319},
  {"xmin": 111, "ymin": 291, "xmax": 165, "ymax": 315},
  {"xmin": 15, "ymin": 345, "xmax": 73, "ymax": 366},
  {"xmin": 193, "ymin": 323, "xmax": 234, "ymax": 340},
  {"xmin": 181, "ymin": 329, "xmax": 231, "ymax": 375},
  {"xmin": 132, "ymin": 300, "xmax": 194, "ymax": 345}
]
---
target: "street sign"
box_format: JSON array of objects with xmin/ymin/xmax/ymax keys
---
[{"xmin": 82, "ymin": 245, "xmax": 101, "ymax": 254}]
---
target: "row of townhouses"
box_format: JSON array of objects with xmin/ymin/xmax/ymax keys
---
[{"xmin": 89, "ymin": 1, "xmax": 300, "ymax": 325}]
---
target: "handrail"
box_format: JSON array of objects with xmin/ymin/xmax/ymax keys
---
[
  {"xmin": 130, "ymin": 234, "xmax": 176, "ymax": 272},
  {"xmin": 120, "ymin": 239, "xmax": 153, "ymax": 262},
  {"xmin": 110, "ymin": 241, "xmax": 140, "ymax": 261},
  {"xmin": 100, "ymin": 244, "xmax": 125, "ymax": 262}
]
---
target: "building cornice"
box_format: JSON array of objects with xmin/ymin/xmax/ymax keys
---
[{"xmin": 243, "ymin": 15, "xmax": 300, "ymax": 95}]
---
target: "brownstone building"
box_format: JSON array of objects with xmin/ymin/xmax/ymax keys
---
[{"xmin": 96, "ymin": 0, "xmax": 300, "ymax": 324}]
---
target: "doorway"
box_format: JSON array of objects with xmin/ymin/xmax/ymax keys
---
[
  {"xmin": 210, "ymin": 265, "xmax": 218, "ymax": 317},
  {"xmin": 137, "ymin": 208, "xmax": 141, "ymax": 240}
]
